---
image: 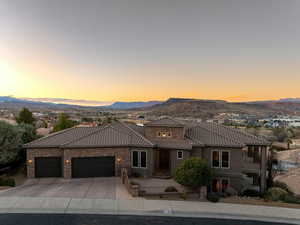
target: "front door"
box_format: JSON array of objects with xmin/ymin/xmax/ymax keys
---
[{"xmin": 159, "ymin": 150, "xmax": 170, "ymax": 170}]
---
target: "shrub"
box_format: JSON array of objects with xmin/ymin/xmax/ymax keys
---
[
  {"xmin": 175, "ymin": 157, "xmax": 213, "ymax": 190},
  {"xmin": 207, "ymin": 193, "xmax": 220, "ymax": 203},
  {"xmin": 0, "ymin": 178, "xmax": 16, "ymax": 187},
  {"xmin": 242, "ymin": 189, "xmax": 261, "ymax": 197},
  {"xmin": 283, "ymin": 195, "xmax": 300, "ymax": 204},
  {"xmin": 225, "ymin": 187, "xmax": 238, "ymax": 197},
  {"xmin": 265, "ymin": 187, "xmax": 288, "ymax": 201},
  {"xmin": 272, "ymin": 181, "xmax": 293, "ymax": 194},
  {"xmin": 165, "ymin": 186, "xmax": 178, "ymax": 193}
]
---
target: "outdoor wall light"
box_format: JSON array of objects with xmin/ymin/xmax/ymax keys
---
[
  {"xmin": 28, "ymin": 159, "xmax": 33, "ymax": 164},
  {"xmin": 117, "ymin": 158, "xmax": 122, "ymax": 163},
  {"xmin": 65, "ymin": 159, "xmax": 71, "ymax": 164}
]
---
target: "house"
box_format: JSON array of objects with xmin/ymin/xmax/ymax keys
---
[{"xmin": 24, "ymin": 118, "xmax": 270, "ymax": 193}]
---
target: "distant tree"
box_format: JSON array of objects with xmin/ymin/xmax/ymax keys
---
[
  {"xmin": 81, "ymin": 117, "xmax": 94, "ymax": 123},
  {"xmin": 0, "ymin": 121, "xmax": 23, "ymax": 165},
  {"xmin": 272, "ymin": 127, "xmax": 289, "ymax": 142},
  {"xmin": 175, "ymin": 157, "xmax": 214, "ymax": 195},
  {"xmin": 16, "ymin": 108, "xmax": 35, "ymax": 125},
  {"xmin": 53, "ymin": 113, "xmax": 78, "ymax": 132}
]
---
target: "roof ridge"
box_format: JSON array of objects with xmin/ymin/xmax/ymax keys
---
[
  {"xmin": 119, "ymin": 122, "xmax": 154, "ymax": 146},
  {"xmin": 24, "ymin": 126, "xmax": 78, "ymax": 147},
  {"xmin": 61, "ymin": 125, "xmax": 109, "ymax": 147},
  {"xmin": 197, "ymin": 123, "xmax": 244, "ymax": 146}
]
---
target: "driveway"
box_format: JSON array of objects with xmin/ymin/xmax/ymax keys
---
[{"xmin": 0, "ymin": 178, "xmax": 134, "ymax": 199}]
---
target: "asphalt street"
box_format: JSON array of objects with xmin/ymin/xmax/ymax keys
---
[{"xmin": 0, "ymin": 214, "xmax": 294, "ymax": 225}]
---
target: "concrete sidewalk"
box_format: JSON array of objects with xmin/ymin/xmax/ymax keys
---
[{"xmin": 0, "ymin": 197, "xmax": 299, "ymax": 224}]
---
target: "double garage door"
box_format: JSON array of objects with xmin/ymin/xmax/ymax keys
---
[{"xmin": 35, "ymin": 157, "xmax": 115, "ymax": 178}]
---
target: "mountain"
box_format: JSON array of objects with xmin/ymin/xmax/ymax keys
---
[
  {"xmin": 140, "ymin": 98, "xmax": 300, "ymax": 118},
  {"xmin": 107, "ymin": 101, "xmax": 162, "ymax": 109},
  {"xmin": 0, "ymin": 96, "xmax": 161, "ymax": 110}
]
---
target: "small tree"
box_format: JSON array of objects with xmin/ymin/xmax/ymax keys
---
[
  {"xmin": 16, "ymin": 108, "xmax": 35, "ymax": 125},
  {"xmin": 175, "ymin": 157, "xmax": 214, "ymax": 196},
  {"xmin": 0, "ymin": 121, "xmax": 23, "ymax": 165},
  {"xmin": 53, "ymin": 113, "xmax": 77, "ymax": 132}
]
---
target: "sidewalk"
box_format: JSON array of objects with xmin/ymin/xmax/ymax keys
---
[{"xmin": 0, "ymin": 197, "xmax": 299, "ymax": 224}]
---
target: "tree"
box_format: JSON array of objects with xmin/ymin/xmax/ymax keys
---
[
  {"xmin": 16, "ymin": 108, "xmax": 35, "ymax": 125},
  {"xmin": 0, "ymin": 121, "xmax": 41, "ymax": 166},
  {"xmin": 175, "ymin": 157, "xmax": 214, "ymax": 192},
  {"xmin": 0, "ymin": 121, "xmax": 23, "ymax": 165},
  {"xmin": 18, "ymin": 123, "xmax": 40, "ymax": 144},
  {"xmin": 53, "ymin": 113, "xmax": 77, "ymax": 132}
]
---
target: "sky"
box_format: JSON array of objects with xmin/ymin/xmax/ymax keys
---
[{"xmin": 0, "ymin": 0, "xmax": 300, "ymax": 104}]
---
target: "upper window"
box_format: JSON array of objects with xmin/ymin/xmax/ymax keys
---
[
  {"xmin": 157, "ymin": 131, "xmax": 172, "ymax": 138},
  {"xmin": 212, "ymin": 150, "xmax": 230, "ymax": 169},
  {"xmin": 177, "ymin": 150, "xmax": 183, "ymax": 159},
  {"xmin": 132, "ymin": 150, "xmax": 147, "ymax": 168}
]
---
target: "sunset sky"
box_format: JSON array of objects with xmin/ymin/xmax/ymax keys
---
[{"xmin": 1, "ymin": 0, "xmax": 300, "ymax": 104}]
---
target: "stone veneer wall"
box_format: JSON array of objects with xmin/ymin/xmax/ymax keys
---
[{"xmin": 26, "ymin": 148, "xmax": 131, "ymax": 179}]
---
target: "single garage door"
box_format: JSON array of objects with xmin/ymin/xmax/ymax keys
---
[
  {"xmin": 35, "ymin": 157, "xmax": 62, "ymax": 178},
  {"xmin": 71, "ymin": 157, "xmax": 115, "ymax": 178}
]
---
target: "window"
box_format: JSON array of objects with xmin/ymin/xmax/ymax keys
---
[
  {"xmin": 221, "ymin": 151, "xmax": 229, "ymax": 168},
  {"xmin": 132, "ymin": 151, "xmax": 139, "ymax": 167},
  {"xmin": 177, "ymin": 151, "xmax": 183, "ymax": 159},
  {"xmin": 212, "ymin": 151, "xmax": 220, "ymax": 168},
  {"xmin": 157, "ymin": 131, "xmax": 172, "ymax": 138},
  {"xmin": 132, "ymin": 150, "xmax": 147, "ymax": 168},
  {"xmin": 221, "ymin": 179, "xmax": 229, "ymax": 192},
  {"xmin": 212, "ymin": 178, "xmax": 230, "ymax": 193},
  {"xmin": 212, "ymin": 150, "xmax": 230, "ymax": 168}
]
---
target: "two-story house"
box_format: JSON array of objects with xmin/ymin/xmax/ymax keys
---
[{"xmin": 25, "ymin": 118, "xmax": 270, "ymax": 193}]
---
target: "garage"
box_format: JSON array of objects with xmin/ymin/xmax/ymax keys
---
[
  {"xmin": 71, "ymin": 157, "xmax": 115, "ymax": 178},
  {"xmin": 35, "ymin": 157, "xmax": 62, "ymax": 178}
]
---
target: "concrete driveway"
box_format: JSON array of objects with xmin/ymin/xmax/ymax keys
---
[{"xmin": 0, "ymin": 178, "xmax": 134, "ymax": 200}]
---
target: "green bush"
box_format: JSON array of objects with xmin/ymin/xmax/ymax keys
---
[
  {"xmin": 207, "ymin": 193, "xmax": 220, "ymax": 203},
  {"xmin": 0, "ymin": 178, "xmax": 16, "ymax": 187},
  {"xmin": 272, "ymin": 181, "xmax": 293, "ymax": 194},
  {"xmin": 175, "ymin": 157, "xmax": 213, "ymax": 189},
  {"xmin": 283, "ymin": 195, "xmax": 300, "ymax": 204},
  {"xmin": 265, "ymin": 187, "xmax": 288, "ymax": 201},
  {"xmin": 242, "ymin": 189, "xmax": 261, "ymax": 197}
]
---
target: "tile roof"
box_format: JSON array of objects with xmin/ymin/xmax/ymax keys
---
[
  {"xmin": 64, "ymin": 125, "xmax": 153, "ymax": 148},
  {"xmin": 25, "ymin": 120, "xmax": 270, "ymax": 149},
  {"xmin": 145, "ymin": 118, "xmax": 184, "ymax": 127},
  {"xmin": 186, "ymin": 122, "xmax": 270, "ymax": 147},
  {"xmin": 23, "ymin": 127, "xmax": 101, "ymax": 148},
  {"xmin": 148, "ymin": 138, "xmax": 194, "ymax": 150}
]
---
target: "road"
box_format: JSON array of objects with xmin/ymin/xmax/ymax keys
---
[{"xmin": 0, "ymin": 214, "xmax": 293, "ymax": 225}]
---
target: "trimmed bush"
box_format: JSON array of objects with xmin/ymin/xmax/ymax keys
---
[
  {"xmin": 272, "ymin": 181, "xmax": 293, "ymax": 194},
  {"xmin": 175, "ymin": 157, "xmax": 213, "ymax": 190},
  {"xmin": 165, "ymin": 186, "xmax": 178, "ymax": 193},
  {"xmin": 265, "ymin": 187, "xmax": 288, "ymax": 201},
  {"xmin": 207, "ymin": 193, "xmax": 220, "ymax": 203},
  {"xmin": 242, "ymin": 189, "xmax": 261, "ymax": 197},
  {"xmin": 0, "ymin": 178, "xmax": 15, "ymax": 187}
]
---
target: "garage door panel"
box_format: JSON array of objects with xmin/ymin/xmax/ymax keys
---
[
  {"xmin": 72, "ymin": 157, "xmax": 115, "ymax": 178},
  {"xmin": 35, "ymin": 157, "xmax": 62, "ymax": 178}
]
